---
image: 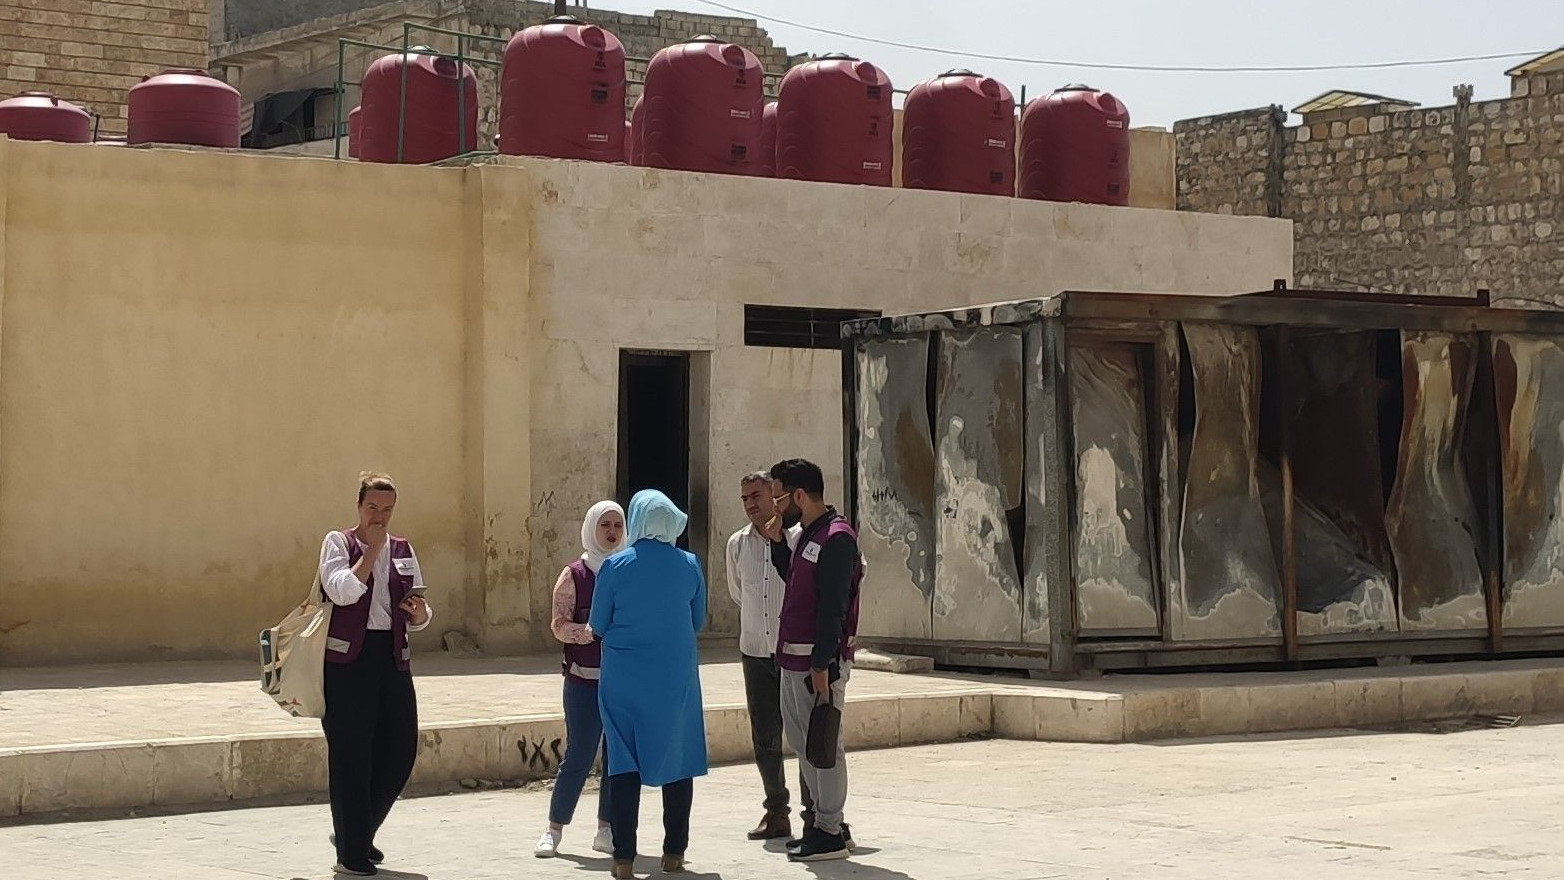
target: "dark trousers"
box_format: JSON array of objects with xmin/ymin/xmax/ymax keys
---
[
  {"xmin": 741, "ymin": 653, "xmax": 811, "ymax": 816},
  {"xmin": 548, "ymin": 677, "xmax": 613, "ymax": 826},
  {"xmin": 607, "ymin": 772, "xmax": 693, "ymax": 861},
  {"xmin": 322, "ymin": 632, "xmax": 419, "ymax": 864}
]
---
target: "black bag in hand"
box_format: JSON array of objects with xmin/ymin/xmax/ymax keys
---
[{"xmin": 806, "ymin": 687, "xmax": 842, "ymax": 770}]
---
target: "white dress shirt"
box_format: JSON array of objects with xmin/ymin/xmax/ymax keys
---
[
  {"xmin": 726, "ymin": 523, "xmax": 800, "ymax": 658},
  {"xmin": 319, "ymin": 531, "xmax": 434, "ymax": 632}
]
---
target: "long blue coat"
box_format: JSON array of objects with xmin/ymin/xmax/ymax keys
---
[{"xmin": 588, "ymin": 536, "xmax": 709, "ymax": 786}]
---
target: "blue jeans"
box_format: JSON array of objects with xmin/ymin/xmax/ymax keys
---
[{"xmin": 548, "ymin": 677, "xmax": 612, "ymax": 826}]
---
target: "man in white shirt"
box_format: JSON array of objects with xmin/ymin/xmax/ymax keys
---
[{"xmin": 726, "ymin": 471, "xmax": 804, "ymax": 841}]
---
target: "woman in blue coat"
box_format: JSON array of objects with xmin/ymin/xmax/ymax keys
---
[{"xmin": 588, "ymin": 490, "xmax": 708, "ymax": 878}]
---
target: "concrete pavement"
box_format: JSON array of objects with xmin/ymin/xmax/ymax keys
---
[{"xmin": 7, "ymin": 728, "xmax": 1564, "ymax": 879}]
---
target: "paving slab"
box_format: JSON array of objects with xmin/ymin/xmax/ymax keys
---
[{"xmin": 8, "ymin": 732, "xmax": 1564, "ymax": 879}]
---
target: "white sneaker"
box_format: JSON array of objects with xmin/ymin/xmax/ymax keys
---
[
  {"xmin": 592, "ymin": 826, "xmax": 614, "ymax": 855},
  {"xmin": 534, "ymin": 829, "xmax": 561, "ymax": 858}
]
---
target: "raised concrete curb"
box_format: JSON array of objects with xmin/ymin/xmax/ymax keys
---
[{"xmin": 3, "ymin": 660, "xmax": 1561, "ymax": 820}]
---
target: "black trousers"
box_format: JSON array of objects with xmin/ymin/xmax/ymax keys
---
[
  {"xmin": 607, "ymin": 772, "xmax": 693, "ymax": 861},
  {"xmin": 322, "ymin": 631, "xmax": 419, "ymax": 863},
  {"xmin": 741, "ymin": 653, "xmax": 812, "ymax": 816}
]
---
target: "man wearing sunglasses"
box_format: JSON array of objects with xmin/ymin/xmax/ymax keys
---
[{"xmin": 761, "ymin": 458, "xmax": 862, "ymax": 863}]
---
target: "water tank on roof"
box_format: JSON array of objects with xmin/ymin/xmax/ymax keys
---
[
  {"xmin": 0, "ymin": 92, "xmax": 91, "ymax": 143},
  {"xmin": 627, "ymin": 95, "xmax": 645, "ymax": 165},
  {"xmin": 638, "ymin": 35, "xmax": 763, "ymax": 175},
  {"xmin": 126, "ymin": 69, "xmax": 240, "ymax": 148},
  {"xmin": 499, "ymin": 15, "xmax": 626, "ymax": 161},
  {"xmin": 902, "ymin": 70, "xmax": 1015, "ymax": 196},
  {"xmin": 1019, "ymin": 84, "xmax": 1130, "ymax": 206},
  {"xmin": 775, "ymin": 53, "xmax": 892, "ymax": 186},
  {"xmin": 347, "ymin": 105, "xmax": 362, "ymax": 159},
  {"xmin": 359, "ymin": 47, "xmax": 478, "ymax": 164},
  {"xmin": 757, "ymin": 101, "xmax": 777, "ymax": 177}
]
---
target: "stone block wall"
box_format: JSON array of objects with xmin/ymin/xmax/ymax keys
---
[
  {"xmin": 0, "ymin": 0, "xmax": 209, "ymax": 134},
  {"xmin": 1176, "ymin": 73, "xmax": 1564, "ymax": 304}
]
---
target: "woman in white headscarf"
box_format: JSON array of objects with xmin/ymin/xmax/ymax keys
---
[
  {"xmin": 535, "ymin": 500, "xmax": 625, "ymax": 858},
  {"xmin": 589, "ymin": 490, "xmax": 709, "ymax": 878}
]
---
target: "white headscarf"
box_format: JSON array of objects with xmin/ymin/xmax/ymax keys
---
[{"xmin": 581, "ymin": 500, "xmax": 626, "ymax": 573}]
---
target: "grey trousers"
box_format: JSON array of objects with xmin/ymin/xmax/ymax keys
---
[{"xmin": 780, "ymin": 663, "xmax": 850, "ymax": 835}]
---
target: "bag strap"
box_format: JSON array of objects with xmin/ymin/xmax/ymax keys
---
[{"xmin": 307, "ymin": 530, "xmax": 345, "ymax": 605}]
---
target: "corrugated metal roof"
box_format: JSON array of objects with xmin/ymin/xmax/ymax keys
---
[
  {"xmin": 1292, "ymin": 90, "xmax": 1419, "ymax": 115},
  {"xmin": 1506, "ymin": 48, "xmax": 1564, "ymax": 78}
]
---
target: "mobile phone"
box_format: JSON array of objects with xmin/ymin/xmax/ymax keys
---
[{"xmin": 409, "ymin": 585, "xmax": 429, "ymax": 599}]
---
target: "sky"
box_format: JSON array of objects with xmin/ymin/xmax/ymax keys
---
[{"xmin": 580, "ymin": 0, "xmax": 1564, "ymax": 126}]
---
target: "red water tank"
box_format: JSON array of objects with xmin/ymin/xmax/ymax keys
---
[
  {"xmin": 499, "ymin": 15, "xmax": 626, "ymax": 161},
  {"xmin": 0, "ymin": 92, "xmax": 91, "ymax": 143},
  {"xmin": 638, "ymin": 35, "xmax": 763, "ymax": 174},
  {"xmin": 1019, "ymin": 84, "xmax": 1130, "ymax": 206},
  {"xmin": 126, "ymin": 69, "xmax": 240, "ymax": 147},
  {"xmin": 757, "ymin": 101, "xmax": 777, "ymax": 177},
  {"xmin": 902, "ymin": 70, "xmax": 1015, "ymax": 196},
  {"xmin": 627, "ymin": 95, "xmax": 645, "ymax": 165},
  {"xmin": 359, "ymin": 47, "xmax": 478, "ymax": 164},
  {"xmin": 775, "ymin": 53, "xmax": 892, "ymax": 186},
  {"xmin": 347, "ymin": 105, "xmax": 362, "ymax": 158}
]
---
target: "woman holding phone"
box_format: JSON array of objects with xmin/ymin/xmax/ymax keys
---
[
  {"xmin": 317, "ymin": 471, "xmax": 434, "ymax": 876},
  {"xmin": 534, "ymin": 500, "xmax": 625, "ymax": 858}
]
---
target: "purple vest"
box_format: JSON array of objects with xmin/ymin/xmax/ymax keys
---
[
  {"xmin": 324, "ymin": 530, "xmax": 414, "ymax": 672},
  {"xmin": 562, "ymin": 559, "xmax": 603, "ymax": 684},
  {"xmin": 776, "ymin": 515, "xmax": 863, "ymax": 673}
]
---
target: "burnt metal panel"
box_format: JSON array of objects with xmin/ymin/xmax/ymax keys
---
[
  {"xmin": 1257, "ymin": 462, "xmax": 1396, "ymax": 635},
  {"xmin": 1171, "ymin": 323, "xmax": 1282, "ymax": 641},
  {"xmin": 854, "ymin": 336, "xmax": 936, "ymax": 640},
  {"xmin": 1021, "ymin": 323, "xmax": 1053, "ymax": 645},
  {"xmin": 1067, "ymin": 342, "xmax": 1160, "ymax": 635},
  {"xmin": 1385, "ymin": 332, "xmax": 1487, "ymax": 631},
  {"xmin": 1495, "ymin": 334, "xmax": 1564, "ymax": 627},
  {"xmin": 933, "ymin": 327, "xmax": 1025, "ymax": 643},
  {"xmin": 1262, "ymin": 330, "xmax": 1398, "ymax": 636}
]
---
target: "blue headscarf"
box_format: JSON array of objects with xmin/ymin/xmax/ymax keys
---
[{"xmin": 626, "ymin": 490, "xmax": 688, "ymax": 545}]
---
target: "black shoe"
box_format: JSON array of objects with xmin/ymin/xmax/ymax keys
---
[
  {"xmin": 788, "ymin": 827, "xmax": 850, "ymax": 863},
  {"xmin": 788, "ymin": 819, "xmax": 852, "ymax": 852},
  {"xmin": 330, "ymin": 835, "xmax": 385, "ymax": 864},
  {"xmin": 786, "ymin": 810, "xmax": 814, "ymax": 850},
  {"xmin": 333, "ymin": 859, "xmax": 378, "ymax": 876}
]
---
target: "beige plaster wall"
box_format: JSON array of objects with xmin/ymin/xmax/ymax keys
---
[
  {"xmin": 519, "ymin": 158, "xmax": 1292, "ymax": 639},
  {"xmin": 0, "ymin": 139, "xmax": 1290, "ymax": 664},
  {"xmin": 0, "ymin": 139, "xmax": 475, "ymax": 665}
]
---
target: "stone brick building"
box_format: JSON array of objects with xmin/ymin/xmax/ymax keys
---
[
  {"xmin": 212, "ymin": 0, "xmax": 798, "ymax": 151},
  {"xmin": 0, "ymin": 0, "xmax": 210, "ymax": 135},
  {"xmin": 1174, "ymin": 56, "xmax": 1564, "ymax": 306}
]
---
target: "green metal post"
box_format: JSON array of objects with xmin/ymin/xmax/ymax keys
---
[
  {"xmin": 334, "ymin": 39, "xmax": 347, "ymax": 160},
  {"xmin": 457, "ymin": 33, "xmax": 466, "ymax": 156}
]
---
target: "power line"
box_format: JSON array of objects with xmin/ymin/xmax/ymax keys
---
[{"xmin": 692, "ymin": 0, "xmax": 1544, "ymax": 73}]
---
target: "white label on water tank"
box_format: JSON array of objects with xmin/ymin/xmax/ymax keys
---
[
  {"xmin": 863, "ymin": 161, "xmax": 883, "ymax": 171},
  {"xmin": 730, "ymin": 109, "xmax": 752, "ymax": 119},
  {"xmin": 985, "ymin": 138, "xmax": 1008, "ymax": 148},
  {"xmin": 587, "ymin": 132, "xmax": 609, "ymax": 142},
  {"xmin": 1107, "ymin": 120, "xmax": 1125, "ymax": 128}
]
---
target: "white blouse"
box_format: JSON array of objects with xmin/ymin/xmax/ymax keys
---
[{"xmin": 318, "ymin": 531, "xmax": 434, "ymax": 633}]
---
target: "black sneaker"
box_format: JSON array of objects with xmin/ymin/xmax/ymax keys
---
[
  {"xmin": 788, "ymin": 820, "xmax": 852, "ymax": 852},
  {"xmin": 788, "ymin": 827, "xmax": 850, "ymax": 863},
  {"xmin": 330, "ymin": 835, "xmax": 384, "ymax": 864},
  {"xmin": 332, "ymin": 859, "xmax": 378, "ymax": 876}
]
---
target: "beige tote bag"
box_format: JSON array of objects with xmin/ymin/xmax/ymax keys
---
[{"xmin": 259, "ymin": 570, "xmax": 333, "ymax": 718}]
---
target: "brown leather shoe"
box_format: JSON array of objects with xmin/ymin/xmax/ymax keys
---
[
  {"xmin": 610, "ymin": 860, "xmax": 635, "ymax": 879},
  {"xmin": 747, "ymin": 812, "xmax": 792, "ymax": 841},
  {"xmin": 660, "ymin": 853, "xmax": 685, "ymax": 872}
]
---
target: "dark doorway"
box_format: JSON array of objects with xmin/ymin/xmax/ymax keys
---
[{"xmin": 618, "ymin": 351, "xmax": 691, "ymax": 549}]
